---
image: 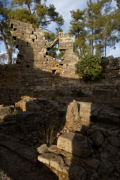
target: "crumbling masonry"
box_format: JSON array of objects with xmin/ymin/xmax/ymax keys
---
[{"xmin": 10, "ymin": 20, "xmax": 79, "ymax": 78}]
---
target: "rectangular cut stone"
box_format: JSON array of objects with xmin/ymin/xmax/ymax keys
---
[
  {"xmin": 57, "ymin": 133, "xmax": 92, "ymax": 157},
  {"xmin": 38, "ymin": 153, "xmax": 66, "ymax": 173},
  {"xmin": 59, "ymin": 34, "xmax": 73, "ymax": 50},
  {"xmin": 78, "ymin": 102, "xmax": 92, "ymax": 126}
]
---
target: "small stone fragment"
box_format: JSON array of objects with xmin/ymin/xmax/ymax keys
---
[{"xmin": 37, "ymin": 144, "xmax": 48, "ymax": 154}]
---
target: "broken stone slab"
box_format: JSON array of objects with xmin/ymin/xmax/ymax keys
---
[
  {"xmin": 57, "ymin": 132, "xmax": 93, "ymax": 157},
  {"xmin": 48, "ymin": 145, "xmax": 58, "ymax": 153},
  {"xmin": 37, "ymin": 144, "xmax": 48, "ymax": 154},
  {"xmin": 65, "ymin": 100, "xmax": 91, "ymax": 131},
  {"xmin": 65, "ymin": 100, "xmax": 120, "ymax": 132},
  {"xmin": 15, "ymin": 96, "xmax": 36, "ymax": 112},
  {"xmin": 65, "ymin": 100, "xmax": 80, "ymax": 131},
  {"xmin": 0, "ymin": 105, "xmax": 14, "ymax": 122},
  {"xmin": 38, "ymin": 152, "xmax": 67, "ymax": 173}
]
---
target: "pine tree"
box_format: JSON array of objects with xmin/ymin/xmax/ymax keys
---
[
  {"xmin": 70, "ymin": 0, "xmax": 118, "ymax": 58},
  {"xmin": 10, "ymin": 0, "xmax": 64, "ymax": 28},
  {"xmin": 0, "ymin": 0, "xmax": 13, "ymax": 64},
  {"xmin": 86, "ymin": 0, "xmax": 105, "ymax": 56},
  {"xmin": 100, "ymin": 0, "xmax": 118, "ymax": 57},
  {"xmin": 0, "ymin": 0, "xmax": 64, "ymax": 64},
  {"xmin": 69, "ymin": 9, "xmax": 87, "ymax": 58}
]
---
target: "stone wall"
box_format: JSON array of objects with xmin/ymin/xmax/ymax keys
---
[
  {"xmin": 10, "ymin": 20, "xmax": 78, "ymax": 78},
  {"xmin": 0, "ymin": 20, "xmax": 120, "ymax": 105}
]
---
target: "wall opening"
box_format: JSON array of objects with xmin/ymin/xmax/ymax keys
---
[
  {"xmin": 47, "ymin": 43, "xmax": 65, "ymax": 61},
  {"xmin": 12, "ymin": 47, "xmax": 19, "ymax": 64},
  {"xmin": 52, "ymin": 69, "xmax": 56, "ymax": 74},
  {"xmin": 13, "ymin": 36, "xmax": 16, "ymax": 40}
]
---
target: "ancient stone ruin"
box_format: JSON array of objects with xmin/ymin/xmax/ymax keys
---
[
  {"xmin": 0, "ymin": 20, "xmax": 120, "ymax": 180},
  {"xmin": 10, "ymin": 20, "xmax": 78, "ymax": 78}
]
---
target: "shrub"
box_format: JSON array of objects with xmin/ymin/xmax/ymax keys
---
[{"xmin": 76, "ymin": 55, "xmax": 108, "ymax": 81}]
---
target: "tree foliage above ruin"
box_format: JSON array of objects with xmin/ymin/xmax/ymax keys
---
[
  {"xmin": 10, "ymin": 0, "xmax": 64, "ymax": 28},
  {"xmin": 70, "ymin": 0, "xmax": 120, "ymax": 58},
  {"xmin": 0, "ymin": 0, "xmax": 64, "ymax": 64}
]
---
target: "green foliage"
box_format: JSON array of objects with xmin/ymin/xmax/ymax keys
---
[
  {"xmin": 11, "ymin": 0, "xmax": 32, "ymax": 6},
  {"xmin": 0, "ymin": 0, "xmax": 14, "ymax": 64},
  {"xmin": 45, "ymin": 32, "xmax": 57, "ymax": 58},
  {"xmin": 9, "ymin": 9, "xmax": 38, "ymax": 28},
  {"xmin": 70, "ymin": 9, "xmax": 87, "ymax": 58},
  {"xmin": 0, "ymin": 0, "xmax": 64, "ymax": 64},
  {"xmin": 76, "ymin": 55, "xmax": 108, "ymax": 81},
  {"xmin": 45, "ymin": 32, "xmax": 64, "ymax": 59},
  {"xmin": 70, "ymin": 0, "xmax": 119, "ymax": 58},
  {"xmin": 11, "ymin": 0, "xmax": 64, "ymax": 27}
]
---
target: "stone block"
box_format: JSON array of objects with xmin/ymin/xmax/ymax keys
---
[
  {"xmin": 37, "ymin": 144, "xmax": 48, "ymax": 154},
  {"xmin": 38, "ymin": 152, "xmax": 66, "ymax": 173},
  {"xmin": 65, "ymin": 100, "xmax": 91, "ymax": 131},
  {"xmin": 57, "ymin": 132, "xmax": 92, "ymax": 157}
]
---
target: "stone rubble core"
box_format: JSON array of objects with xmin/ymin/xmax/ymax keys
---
[{"xmin": 10, "ymin": 20, "xmax": 79, "ymax": 78}]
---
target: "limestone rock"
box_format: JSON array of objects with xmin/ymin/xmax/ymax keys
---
[
  {"xmin": 88, "ymin": 129, "xmax": 104, "ymax": 147},
  {"xmin": 37, "ymin": 144, "xmax": 48, "ymax": 154},
  {"xmin": 69, "ymin": 165, "xmax": 86, "ymax": 180},
  {"xmin": 57, "ymin": 132, "xmax": 92, "ymax": 157},
  {"xmin": 65, "ymin": 100, "xmax": 80, "ymax": 131},
  {"xmin": 0, "ymin": 105, "xmax": 14, "ymax": 122},
  {"xmin": 48, "ymin": 145, "xmax": 58, "ymax": 153},
  {"xmin": 78, "ymin": 101, "xmax": 91, "ymax": 126},
  {"xmin": 85, "ymin": 158, "xmax": 100, "ymax": 170},
  {"xmin": 91, "ymin": 103, "xmax": 120, "ymax": 125},
  {"xmin": 98, "ymin": 159, "xmax": 114, "ymax": 176},
  {"xmin": 107, "ymin": 136, "xmax": 120, "ymax": 147},
  {"xmin": 15, "ymin": 96, "xmax": 36, "ymax": 112},
  {"xmin": 65, "ymin": 100, "xmax": 91, "ymax": 131},
  {"xmin": 38, "ymin": 152, "xmax": 66, "ymax": 173}
]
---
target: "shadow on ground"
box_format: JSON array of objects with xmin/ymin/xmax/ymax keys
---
[{"xmin": 0, "ymin": 38, "xmax": 120, "ymax": 180}]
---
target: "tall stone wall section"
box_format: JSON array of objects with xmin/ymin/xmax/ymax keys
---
[
  {"xmin": 0, "ymin": 20, "xmax": 120, "ymax": 105},
  {"xmin": 10, "ymin": 20, "xmax": 79, "ymax": 78}
]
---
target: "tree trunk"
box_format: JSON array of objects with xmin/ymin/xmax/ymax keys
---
[
  {"xmin": 27, "ymin": 4, "xmax": 31, "ymax": 14},
  {"xmin": 91, "ymin": 29, "xmax": 94, "ymax": 55},
  {"xmin": 105, "ymin": 38, "xmax": 107, "ymax": 57},
  {"xmin": 0, "ymin": 28, "xmax": 12, "ymax": 64}
]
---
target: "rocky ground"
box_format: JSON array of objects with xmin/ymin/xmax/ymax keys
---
[{"xmin": 0, "ymin": 96, "xmax": 120, "ymax": 180}]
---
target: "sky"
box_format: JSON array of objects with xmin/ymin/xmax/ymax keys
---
[
  {"xmin": 46, "ymin": 0, "xmax": 120, "ymax": 57},
  {"xmin": 0, "ymin": 0, "xmax": 120, "ymax": 58},
  {"xmin": 47, "ymin": 0, "xmax": 88, "ymax": 33}
]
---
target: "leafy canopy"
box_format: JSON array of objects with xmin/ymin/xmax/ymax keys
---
[{"xmin": 76, "ymin": 55, "xmax": 108, "ymax": 81}]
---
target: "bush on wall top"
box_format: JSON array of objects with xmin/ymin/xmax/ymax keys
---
[{"xmin": 76, "ymin": 55, "xmax": 108, "ymax": 81}]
